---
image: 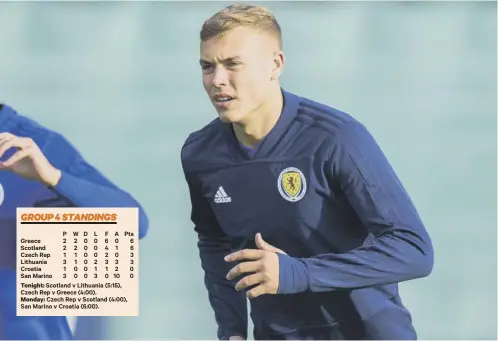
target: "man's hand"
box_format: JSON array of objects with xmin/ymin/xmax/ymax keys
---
[
  {"xmin": 0, "ymin": 133, "xmax": 61, "ymax": 187},
  {"xmin": 225, "ymin": 233, "xmax": 287, "ymax": 299}
]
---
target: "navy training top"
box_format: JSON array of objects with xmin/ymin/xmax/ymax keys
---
[{"xmin": 181, "ymin": 89, "xmax": 433, "ymax": 340}]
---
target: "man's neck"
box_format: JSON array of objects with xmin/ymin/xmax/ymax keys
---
[{"xmin": 233, "ymin": 88, "xmax": 284, "ymax": 148}]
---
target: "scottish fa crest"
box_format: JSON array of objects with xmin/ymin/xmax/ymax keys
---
[{"xmin": 277, "ymin": 167, "xmax": 306, "ymax": 202}]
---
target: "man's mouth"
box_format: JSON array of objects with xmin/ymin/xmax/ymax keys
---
[{"xmin": 213, "ymin": 95, "xmax": 235, "ymax": 103}]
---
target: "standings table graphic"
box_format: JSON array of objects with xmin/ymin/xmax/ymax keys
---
[{"xmin": 16, "ymin": 208, "xmax": 139, "ymax": 316}]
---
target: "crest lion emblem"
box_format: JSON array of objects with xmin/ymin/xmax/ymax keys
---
[{"xmin": 277, "ymin": 167, "xmax": 306, "ymax": 202}]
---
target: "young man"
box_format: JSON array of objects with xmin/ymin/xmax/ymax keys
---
[
  {"xmin": 181, "ymin": 4, "xmax": 434, "ymax": 340},
  {"xmin": 0, "ymin": 104, "xmax": 149, "ymax": 340}
]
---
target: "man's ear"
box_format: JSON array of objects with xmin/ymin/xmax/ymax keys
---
[{"xmin": 271, "ymin": 50, "xmax": 285, "ymax": 80}]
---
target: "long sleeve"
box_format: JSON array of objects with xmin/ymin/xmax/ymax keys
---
[
  {"xmin": 48, "ymin": 135, "xmax": 149, "ymax": 239},
  {"xmin": 183, "ymin": 171, "xmax": 247, "ymax": 340},
  {"xmin": 277, "ymin": 121, "xmax": 434, "ymax": 294}
]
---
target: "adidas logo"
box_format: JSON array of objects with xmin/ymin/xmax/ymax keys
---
[{"xmin": 214, "ymin": 186, "xmax": 231, "ymax": 203}]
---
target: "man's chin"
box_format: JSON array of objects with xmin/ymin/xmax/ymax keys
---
[{"xmin": 217, "ymin": 110, "xmax": 241, "ymax": 124}]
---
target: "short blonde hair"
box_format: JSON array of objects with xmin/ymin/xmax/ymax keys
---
[{"xmin": 200, "ymin": 4, "xmax": 283, "ymax": 49}]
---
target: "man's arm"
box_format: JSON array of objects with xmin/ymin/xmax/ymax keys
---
[
  {"xmin": 51, "ymin": 161, "xmax": 149, "ymax": 240},
  {"xmin": 45, "ymin": 134, "xmax": 149, "ymax": 239},
  {"xmin": 0, "ymin": 130, "xmax": 149, "ymax": 240},
  {"xmin": 183, "ymin": 170, "xmax": 248, "ymax": 340},
  {"xmin": 276, "ymin": 121, "xmax": 434, "ymax": 294}
]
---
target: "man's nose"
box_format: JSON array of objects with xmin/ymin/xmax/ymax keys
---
[{"xmin": 212, "ymin": 67, "xmax": 229, "ymax": 87}]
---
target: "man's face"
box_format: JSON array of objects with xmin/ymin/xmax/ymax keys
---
[{"xmin": 200, "ymin": 26, "xmax": 281, "ymax": 124}]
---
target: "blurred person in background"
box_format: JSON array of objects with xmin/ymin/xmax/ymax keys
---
[
  {"xmin": 181, "ymin": 3, "xmax": 434, "ymax": 340},
  {"xmin": 0, "ymin": 103, "xmax": 149, "ymax": 340}
]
